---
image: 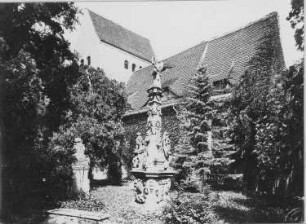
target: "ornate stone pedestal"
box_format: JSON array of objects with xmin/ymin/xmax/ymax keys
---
[
  {"xmin": 72, "ymin": 163, "xmax": 90, "ymax": 195},
  {"xmin": 72, "ymin": 138, "xmax": 90, "ymax": 196},
  {"xmin": 132, "ymin": 170, "xmax": 176, "ymax": 204},
  {"xmin": 131, "ymin": 59, "xmax": 177, "ymax": 204}
]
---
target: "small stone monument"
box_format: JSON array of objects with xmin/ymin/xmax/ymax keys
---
[
  {"xmin": 131, "ymin": 58, "xmax": 177, "ymax": 204},
  {"xmin": 72, "ymin": 137, "xmax": 90, "ymax": 196}
]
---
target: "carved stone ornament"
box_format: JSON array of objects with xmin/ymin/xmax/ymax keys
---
[
  {"xmin": 133, "ymin": 178, "xmax": 172, "ymax": 204},
  {"xmin": 130, "ymin": 58, "xmax": 176, "ymax": 204}
]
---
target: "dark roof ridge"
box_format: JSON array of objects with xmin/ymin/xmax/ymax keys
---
[
  {"xmin": 87, "ymin": 9, "xmax": 151, "ymax": 42},
  {"xmin": 130, "ymin": 41, "xmax": 206, "ymax": 73},
  {"xmin": 205, "ymin": 11, "xmax": 278, "ymax": 43}
]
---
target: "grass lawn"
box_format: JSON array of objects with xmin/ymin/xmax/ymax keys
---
[
  {"xmin": 89, "ymin": 182, "xmax": 301, "ymax": 223},
  {"xmin": 211, "ymin": 191, "xmax": 294, "ymax": 223}
]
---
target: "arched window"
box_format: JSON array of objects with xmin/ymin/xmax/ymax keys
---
[
  {"xmin": 132, "ymin": 63, "xmax": 136, "ymax": 72},
  {"xmin": 87, "ymin": 56, "xmax": 91, "ymax": 66},
  {"xmin": 80, "ymin": 59, "xmax": 84, "ymax": 66},
  {"xmin": 124, "ymin": 60, "xmax": 129, "ymax": 69}
]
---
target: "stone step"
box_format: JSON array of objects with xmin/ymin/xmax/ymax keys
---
[{"xmin": 44, "ymin": 208, "xmax": 110, "ymax": 224}]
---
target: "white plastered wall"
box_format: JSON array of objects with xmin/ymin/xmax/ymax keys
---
[{"xmin": 66, "ymin": 9, "xmax": 150, "ymax": 83}]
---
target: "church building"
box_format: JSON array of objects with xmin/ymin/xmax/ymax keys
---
[
  {"xmin": 67, "ymin": 9, "xmax": 155, "ymax": 83},
  {"xmin": 123, "ymin": 12, "xmax": 285, "ymax": 160}
]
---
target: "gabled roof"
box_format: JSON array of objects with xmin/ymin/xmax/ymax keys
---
[
  {"xmin": 125, "ymin": 12, "xmax": 285, "ymax": 111},
  {"xmin": 88, "ymin": 9, "xmax": 154, "ymax": 62}
]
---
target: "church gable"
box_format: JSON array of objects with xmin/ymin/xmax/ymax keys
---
[{"xmin": 88, "ymin": 9, "xmax": 154, "ymax": 62}]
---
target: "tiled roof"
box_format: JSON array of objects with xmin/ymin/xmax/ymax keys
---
[
  {"xmin": 126, "ymin": 41, "xmax": 207, "ymax": 110},
  {"xmin": 200, "ymin": 12, "xmax": 285, "ymax": 83},
  {"xmin": 125, "ymin": 12, "xmax": 285, "ymax": 111},
  {"xmin": 88, "ymin": 9, "xmax": 154, "ymax": 62}
]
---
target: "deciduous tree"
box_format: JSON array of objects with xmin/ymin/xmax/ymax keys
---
[
  {"xmin": 49, "ymin": 67, "xmax": 127, "ymax": 186},
  {"xmin": 0, "ymin": 3, "xmax": 79, "ymax": 214}
]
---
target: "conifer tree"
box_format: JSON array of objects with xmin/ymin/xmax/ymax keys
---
[
  {"xmin": 172, "ymin": 104, "xmax": 197, "ymax": 190},
  {"xmin": 185, "ymin": 67, "xmax": 214, "ymax": 190}
]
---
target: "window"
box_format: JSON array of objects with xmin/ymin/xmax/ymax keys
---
[
  {"xmin": 80, "ymin": 59, "xmax": 84, "ymax": 66},
  {"xmin": 87, "ymin": 56, "xmax": 91, "ymax": 66},
  {"xmin": 124, "ymin": 60, "xmax": 129, "ymax": 69},
  {"xmin": 139, "ymin": 66, "xmax": 142, "ymax": 69},
  {"xmin": 132, "ymin": 63, "xmax": 136, "ymax": 72},
  {"xmin": 161, "ymin": 87, "xmax": 176, "ymax": 102},
  {"xmin": 213, "ymin": 79, "xmax": 228, "ymax": 89}
]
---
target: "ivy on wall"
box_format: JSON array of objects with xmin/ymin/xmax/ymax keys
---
[{"xmin": 122, "ymin": 107, "xmax": 180, "ymax": 169}]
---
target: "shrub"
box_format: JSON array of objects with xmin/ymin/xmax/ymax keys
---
[
  {"xmin": 164, "ymin": 185, "xmax": 218, "ymax": 224},
  {"xmin": 59, "ymin": 197, "xmax": 105, "ymax": 212}
]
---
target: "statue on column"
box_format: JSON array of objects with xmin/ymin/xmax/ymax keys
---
[
  {"xmin": 132, "ymin": 132, "xmax": 147, "ymax": 169},
  {"xmin": 73, "ymin": 138, "xmax": 89, "ymax": 164},
  {"xmin": 162, "ymin": 132, "xmax": 171, "ymax": 170},
  {"xmin": 151, "ymin": 57, "xmax": 164, "ymax": 89}
]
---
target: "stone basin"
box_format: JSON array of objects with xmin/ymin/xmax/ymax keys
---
[{"xmin": 131, "ymin": 169, "xmax": 178, "ymax": 204}]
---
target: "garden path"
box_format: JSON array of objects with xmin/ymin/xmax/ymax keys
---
[{"xmin": 90, "ymin": 182, "xmax": 166, "ymax": 224}]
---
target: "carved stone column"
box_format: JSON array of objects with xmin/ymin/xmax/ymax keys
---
[{"xmin": 131, "ymin": 60, "xmax": 177, "ymax": 204}]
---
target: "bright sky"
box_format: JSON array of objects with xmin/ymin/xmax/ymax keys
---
[{"xmin": 77, "ymin": 0, "xmax": 302, "ymax": 67}]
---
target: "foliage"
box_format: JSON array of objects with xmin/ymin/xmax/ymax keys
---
[
  {"xmin": 287, "ymin": 0, "xmax": 304, "ymax": 51},
  {"xmin": 164, "ymin": 185, "xmax": 218, "ymax": 224},
  {"xmin": 171, "ymin": 68, "xmax": 213, "ymax": 192},
  {"xmin": 1, "ymin": 5, "xmax": 128, "ymax": 218},
  {"xmin": 0, "ymin": 3, "xmax": 78, "ymax": 59},
  {"xmin": 0, "ymin": 3, "xmax": 80, "ymax": 134},
  {"xmin": 0, "ymin": 3, "xmax": 80, "ymax": 215},
  {"xmin": 229, "ymin": 22, "xmax": 281, "ymax": 191},
  {"xmin": 281, "ymin": 62, "xmax": 303, "ymax": 195},
  {"xmin": 186, "ymin": 67, "xmax": 214, "ymax": 188},
  {"xmin": 210, "ymin": 191, "xmax": 302, "ymax": 223},
  {"xmin": 285, "ymin": 196, "xmax": 304, "ymax": 223},
  {"xmin": 229, "ymin": 17, "xmax": 303, "ymax": 197},
  {"xmin": 60, "ymin": 197, "xmax": 105, "ymax": 212},
  {"xmin": 0, "ymin": 47, "xmax": 49, "ymax": 206},
  {"xmin": 254, "ymin": 61, "xmax": 303, "ymax": 196},
  {"xmin": 171, "ymin": 104, "xmax": 196, "ymax": 188},
  {"xmin": 49, "ymin": 66, "xmax": 127, "ymax": 186}
]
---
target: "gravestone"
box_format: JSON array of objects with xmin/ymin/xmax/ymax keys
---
[{"xmin": 45, "ymin": 208, "xmax": 110, "ymax": 224}]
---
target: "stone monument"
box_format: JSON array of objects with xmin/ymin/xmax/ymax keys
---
[
  {"xmin": 131, "ymin": 58, "xmax": 177, "ymax": 204},
  {"xmin": 72, "ymin": 137, "xmax": 90, "ymax": 196}
]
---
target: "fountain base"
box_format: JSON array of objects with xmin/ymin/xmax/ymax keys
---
[{"xmin": 131, "ymin": 169, "xmax": 177, "ymax": 204}]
